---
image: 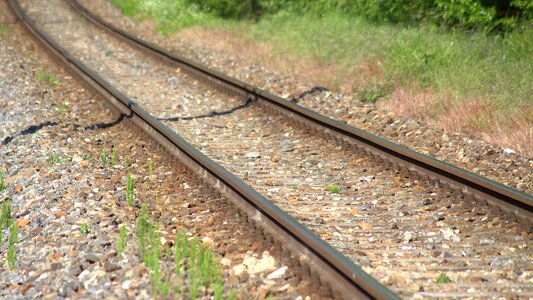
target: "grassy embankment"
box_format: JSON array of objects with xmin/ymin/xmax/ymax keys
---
[{"xmin": 111, "ymin": 0, "xmax": 532, "ymax": 156}]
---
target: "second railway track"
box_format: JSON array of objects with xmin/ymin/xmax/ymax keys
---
[{"xmin": 10, "ymin": 0, "xmax": 533, "ymax": 298}]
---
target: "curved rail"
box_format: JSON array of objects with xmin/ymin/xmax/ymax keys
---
[
  {"xmin": 67, "ymin": 0, "xmax": 533, "ymax": 221},
  {"xmin": 7, "ymin": 0, "xmax": 401, "ymax": 299}
]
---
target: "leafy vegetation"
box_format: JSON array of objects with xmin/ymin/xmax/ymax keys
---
[
  {"xmin": 48, "ymin": 153, "xmax": 63, "ymax": 164},
  {"xmin": 126, "ymin": 172, "xmax": 136, "ymax": 207},
  {"xmin": 59, "ymin": 99, "xmax": 68, "ymax": 118},
  {"xmin": 326, "ymin": 184, "xmax": 341, "ymax": 194},
  {"xmin": 0, "ymin": 200, "xmax": 14, "ymax": 245},
  {"xmin": 108, "ymin": 0, "xmax": 533, "ymax": 154},
  {"xmin": 436, "ymin": 273, "xmax": 451, "ymax": 283},
  {"xmin": 0, "ymin": 25, "xmax": 8, "ymax": 38},
  {"xmin": 7, "ymin": 223, "xmax": 17, "ymax": 269},
  {"xmin": 148, "ymin": 158, "xmax": 153, "ymax": 179},
  {"xmin": 79, "ymin": 223, "xmax": 91, "ymax": 236},
  {"xmin": 117, "ymin": 224, "xmax": 128, "ymax": 255},
  {"xmin": 0, "ymin": 170, "xmax": 6, "ymax": 192},
  {"xmin": 36, "ymin": 67, "xmax": 57, "ymax": 86},
  {"xmin": 134, "ymin": 204, "xmax": 233, "ymax": 297}
]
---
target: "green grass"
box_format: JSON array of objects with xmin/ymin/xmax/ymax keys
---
[
  {"xmin": 237, "ymin": 13, "xmax": 532, "ymax": 120},
  {"xmin": 36, "ymin": 67, "xmax": 57, "ymax": 86},
  {"xmin": 7, "ymin": 223, "xmax": 17, "ymax": 269},
  {"xmin": 436, "ymin": 273, "xmax": 451, "ymax": 283},
  {"xmin": 1, "ymin": 200, "xmax": 14, "ymax": 245},
  {"xmin": 133, "ymin": 204, "xmax": 234, "ymax": 297},
  {"xmin": 148, "ymin": 158, "xmax": 153, "ymax": 179},
  {"xmin": 0, "ymin": 25, "xmax": 8, "ymax": 38},
  {"xmin": 117, "ymin": 224, "xmax": 128, "ymax": 255},
  {"xmin": 79, "ymin": 223, "xmax": 91, "ymax": 236},
  {"xmin": 326, "ymin": 184, "xmax": 341, "ymax": 194},
  {"xmin": 101, "ymin": 148, "xmax": 109, "ymax": 167},
  {"xmin": 0, "ymin": 170, "xmax": 6, "ymax": 192},
  {"xmin": 48, "ymin": 153, "xmax": 63, "ymax": 164},
  {"xmin": 126, "ymin": 172, "xmax": 136, "ymax": 207},
  {"xmin": 110, "ymin": 0, "xmax": 214, "ymax": 34},
  {"xmin": 111, "ymin": 1, "xmax": 532, "ymax": 135},
  {"xmin": 59, "ymin": 99, "xmax": 68, "ymax": 117}
]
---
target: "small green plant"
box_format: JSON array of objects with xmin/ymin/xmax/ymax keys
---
[
  {"xmin": 436, "ymin": 273, "xmax": 451, "ymax": 283},
  {"xmin": 101, "ymin": 148, "xmax": 109, "ymax": 167},
  {"xmin": 48, "ymin": 153, "xmax": 62, "ymax": 164},
  {"xmin": 290, "ymin": 182, "xmax": 297, "ymax": 189},
  {"xmin": 1, "ymin": 200, "xmax": 13, "ymax": 229},
  {"xmin": 148, "ymin": 158, "xmax": 153, "ymax": 179},
  {"xmin": 1, "ymin": 200, "xmax": 14, "ymax": 244},
  {"xmin": 36, "ymin": 67, "xmax": 57, "ymax": 86},
  {"xmin": 326, "ymin": 184, "xmax": 341, "ymax": 194},
  {"xmin": 0, "ymin": 25, "xmax": 9, "ymax": 38},
  {"xmin": 79, "ymin": 223, "xmax": 91, "ymax": 236},
  {"xmin": 82, "ymin": 155, "xmax": 93, "ymax": 161},
  {"xmin": 0, "ymin": 170, "xmax": 6, "ymax": 192},
  {"xmin": 7, "ymin": 223, "xmax": 18, "ymax": 269},
  {"xmin": 126, "ymin": 172, "xmax": 136, "ymax": 207},
  {"xmin": 137, "ymin": 204, "xmax": 149, "ymax": 257},
  {"xmin": 117, "ymin": 224, "xmax": 128, "ymax": 256},
  {"xmin": 59, "ymin": 99, "xmax": 68, "ymax": 117}
]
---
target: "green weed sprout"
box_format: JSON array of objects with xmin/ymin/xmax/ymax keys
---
[
  {"xmin": 326, "ymin": 184, "xmax": 341, "ymax": 194},
  {"xmin": 126, "ymin": 172, "xmax": 135, "ymax": 207},
  {"xmin": 117, "ymin": 224, "xmax": 128, "ymax": 256}
]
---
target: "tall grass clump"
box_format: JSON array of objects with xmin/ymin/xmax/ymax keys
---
[
  {"xmin": 0, "ymin": 170, "xmax": 6, "ymax": 192},
  {"xmin": 126, "ymin": 172, "xmax": 136, "ymax": 207}
]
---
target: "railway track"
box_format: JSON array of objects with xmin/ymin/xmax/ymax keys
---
[{"xmin": 9, "ymin": 0, "xmax": 533, "ymax": 298}]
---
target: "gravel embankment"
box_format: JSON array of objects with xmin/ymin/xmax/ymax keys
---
[
  {"xmin": 83, "ymin": 0, "xmax": 532, "ymax": 195},
  {"xmin": 0, "ymin": 4, "xmax": 313, "ymax": 299},
  {"xmin": 17, "ymin": 1, "xmax": 533, "ymax": 298}
]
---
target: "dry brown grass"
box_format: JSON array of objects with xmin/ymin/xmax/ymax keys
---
[
  {"xmin": 381, "ymin": 88, "xmax": 533, "ymax": 157},
  {"xmin": 177, "ymin": 27, "xmax": 533, "ymax": 157}
]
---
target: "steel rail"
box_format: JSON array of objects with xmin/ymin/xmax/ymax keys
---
[
  {"xmin": 67, "ymin": 0, "xmax": 533, "ymax": 221},
  {"xmin": 7, "ymin": 0, "xmax": 401, "ymax": 299}
]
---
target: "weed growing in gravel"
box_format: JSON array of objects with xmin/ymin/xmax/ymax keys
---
[
  {"xmin": 48, "ymin": 153, "xmax": 62, "ymax": 164},
  {"xmin": 79, "ymin": 223, "xmax": 91, "ymax": 236},
  {"xmin": 59, "ymin": 99, "xmax": 68, "ymax": 117},
  {"xmin": 326, "ymin": 184, "xmax": 341, "ymax": 194},
  {"xmin": 117, "ymin": 224, "xmax": 128, "ymax": 256},
  {"xmin": 0, "ymin": 25, "xmax": 9, "ymax": 38},
  {"xmin": 7, "ymin": 223, "xmax": 18, "ymax": 269},
  {"xmin": 101, "ymin": 148, "xmax": 109, "ymax": 167},
  {"xmin": 126, "ymin": 172, "xmax": 135, "ymax": 207},
  {"xmin": 134, "ymin": 206, "xmax": 234, "ymax": 297},
  {"xmin": 0, "ymin": 170, "xmax": 6, "ymax": 192},
  {"xmin": 1, "ymin": 200, "xmax": 13, "ymax": 229},
  {"xmin": 436, "ymin": 273, "xmax": 451, "ymax": 283},
  {"xmin": 137, "ymin": 204, "xmax": 149, "ymax": 257},
  {"xmin": 174, "ymin": 231, "xmax": 221, "ymax": 298},
  {"xmin": 82, "ymin": 155, "xmax": 94, "ymax": 161},
  {"xmin": 0, "ymin": 200, "xmax": 14, "ymax": 244},
  {"xmin": 148, "ymin": 158, "xmax": 153, "ymax": 179},
  {"xmin": 290, "ymin": 182, "xmax": 297, "ymax": 189},
  {"xmin": 36, "ymin": 67, "xmax": 56, "ymax": 86}
]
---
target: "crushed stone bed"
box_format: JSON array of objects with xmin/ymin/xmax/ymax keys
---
[
  {"xmin": 81, "ymin": 0, "xmax": 532, "ymax": 196},
  {"xmin": 15, "ymin": 1, "xmax": 533, "ymax": 298},
  {"xmin": 0, "ymin": 5, "xmax": 316, "ymax": 299}
]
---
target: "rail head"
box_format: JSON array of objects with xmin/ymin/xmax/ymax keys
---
[{"xmin": 8, "ymin": 0, "xmax": 401, "ymax": 298}]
